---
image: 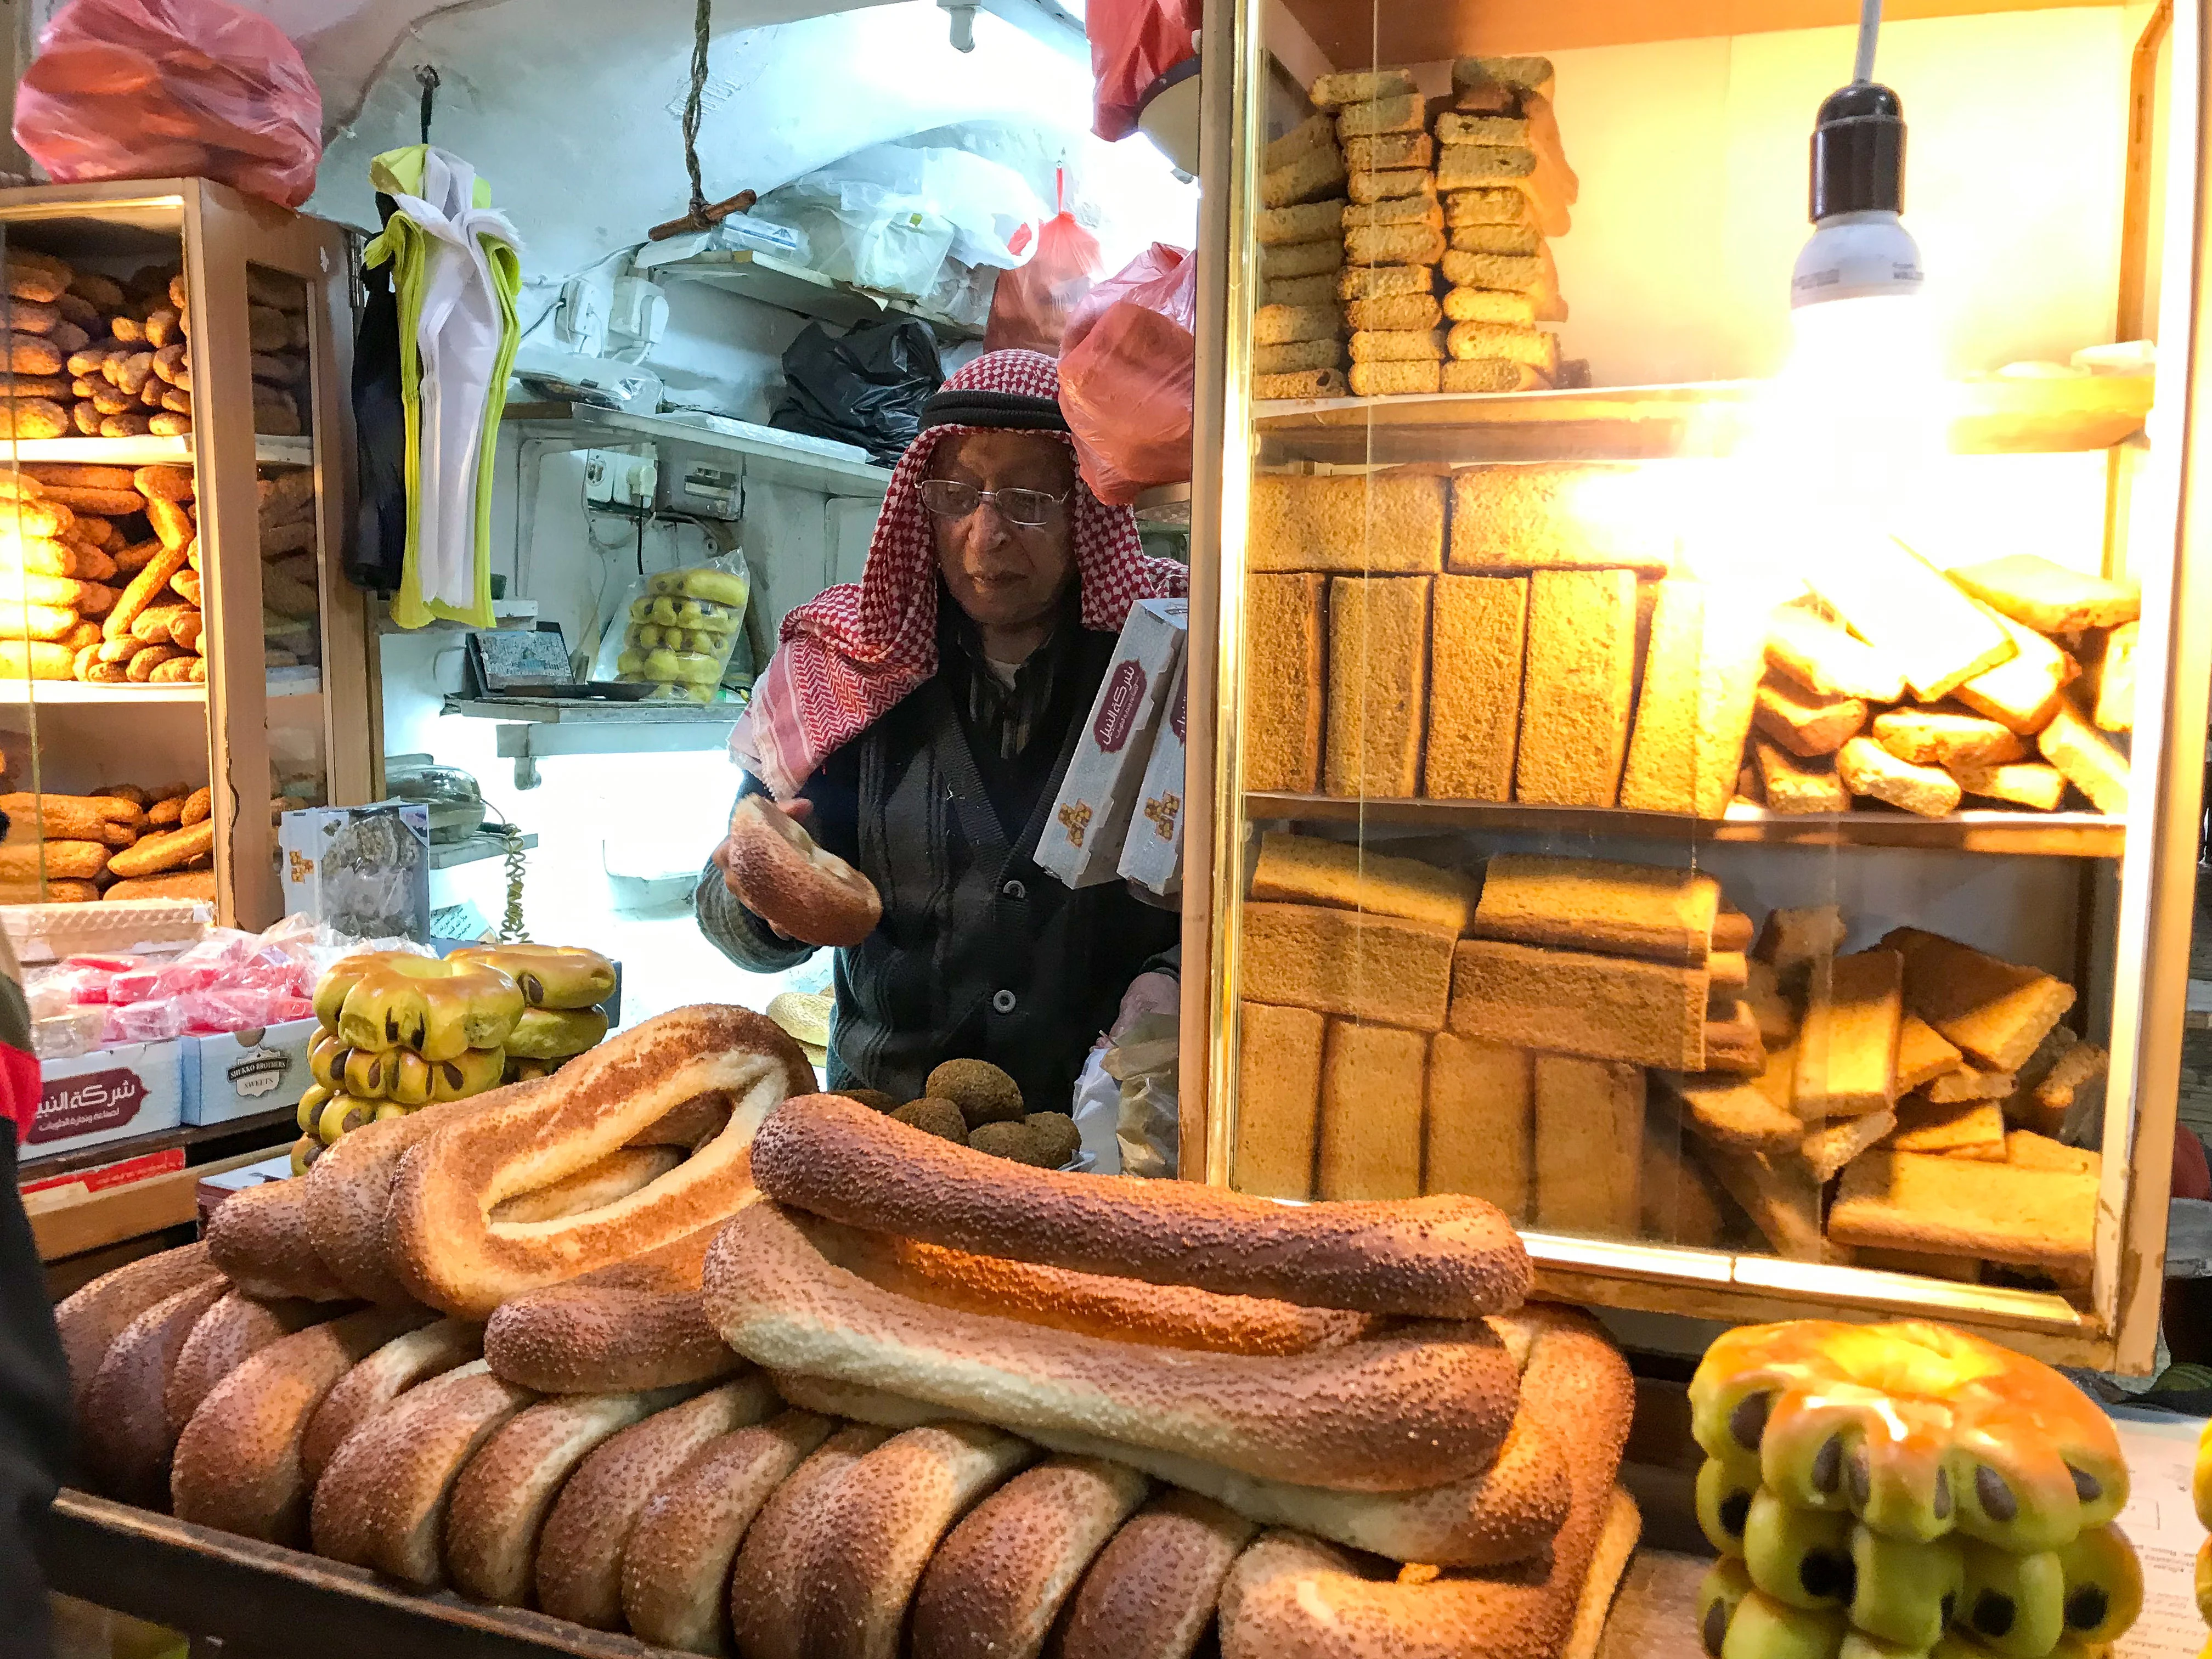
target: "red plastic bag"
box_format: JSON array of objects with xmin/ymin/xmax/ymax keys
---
[
  {"xmin": 1087, "ymin": 0, "xmax": 1202, "ymax": 143},
  {"xmin": 985, "ymin": 169, "xmax": 1103, "ymax": 358},
  {"xmin": 1058, "ymin": 242, "xmax": 1195, "ymax": 506},
  {"xmin": 14, "ymin": 0, "xmax": 323, "ymax": 208}
]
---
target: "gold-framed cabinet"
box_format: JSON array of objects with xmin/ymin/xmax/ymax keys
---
[
  {"xmin": 0, "ymin": 179, "xmax": 376, "ymax": 929},
  {"xmin": 1180, "ymin": 0, "xmax": 2212, "ymax": 1369}
]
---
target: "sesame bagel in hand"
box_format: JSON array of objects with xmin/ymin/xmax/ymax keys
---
[{"xmin": 720, "ymin": 794, "xmax": 882, "ymax": 947}]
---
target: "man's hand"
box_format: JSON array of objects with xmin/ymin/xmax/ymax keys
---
[{"xmin": 714, "ymin": 797, "xmax": 814, "ymax": 941}]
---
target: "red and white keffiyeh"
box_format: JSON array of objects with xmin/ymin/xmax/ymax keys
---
[{"xmin": 732, "ymin": 349, "xmax": 1187, "ymax": 800}]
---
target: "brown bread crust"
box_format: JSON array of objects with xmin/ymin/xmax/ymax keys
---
[
  {"xmin": 533, "ymin": 1375, "xmax": 780, "ymax": 1628},
  {"xmin": 390, "ymin": 1006, "xmax": 814, "ymax": 1317},
  {"xmin": 204, "ymin": 1180, "xmax": 351, "ymax": 1301},
  {"xmin": 729, "ymin": 1424, "xmax": 895, "ymax": 1659},
  {"xmin": 444, "ymin": 1385, "xmax": 695, "ymax": 1605},
  {"xmin": 1058, "ymin": 1488, "xmax": 1259, "ymax": 1659},
  {"xmin": 481, "ymin": 1224, "xmax": 739, "ymax": 1393},
  {"xmin": 910, "ymin": 1455, "xmax": 1152, "ymax": 1659},
  {"xmin": 706, "ymin": 1204, "xmax": 1520, "ymax": 1494},
  {"xmin": 171, "ymin": 1305, "xmax": 433, "ymax": 1544},
  {"xmin": 79, "ymin": 1278, "xmax": 228, "ymax": 1506},
  {"xmin": 309, "ymin": 1361, "xmax": 537, "ymax": 1586},
  {"xmin": 300, "ymin": 1317, "xmax": 483, "ymax": 1483},
  {"xmin": 1215, "ymin": 1305, "xmax": 1636, "ymax": 1659},
  {"xmin": 53, "ymin": 1242, "xmax": 218, "ymax": 1411},
  {"xmin": 165, "ymin": 1290, "xmax": 332, "ymax": 1436},
  {"xmin": 798, "ymin": 1423, "xmax": 1039, "ymax": 1659},
  {"xmin": 750, "ymin": 1093, "xmax": 1531, "ymax": 1319},
  {"xmin": 620, "ymin": 1409, "xmax": 837, "ymax": 1651}
]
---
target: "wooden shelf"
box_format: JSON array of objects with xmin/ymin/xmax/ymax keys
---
[
  {"xmin": 1246, "ymin": 792, "xmax": 2125, "ymax": 857},
  {"xmin": 502, "ymin": 401, "xmax": 893, "ymax": 500},
  {"xmin": 631, "ymin": 243, "xmax": 985, "ymax": 342},
  {"xmin": 5, "ymin": 435, "xmax": 312, "ymax": 466},
  {"xmin": 1277, "ymin": 0, "xmax": 2121, "ymax": 73},
  {"xmin": 429, "ymin": 831, "xmax": 537, "ymax": 871},
  {"xmin": 442, "ymin": 696, "xmax": 738, "ymax": 725},
  {"xmin": 1254, "ymin": 375, "xmax": 2154, "ymax": 465},
  {"xmin": 0, "ymin": 669, "xmax": 321, "ymax": 706}
]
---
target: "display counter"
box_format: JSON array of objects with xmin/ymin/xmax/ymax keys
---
[{"xmin": 1178, "ymin": 0, "xmax": 2211, "ymax": 1372}]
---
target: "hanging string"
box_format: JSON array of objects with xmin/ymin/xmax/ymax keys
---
[
  {"xmin": 682, "ymin": 0, "xmax": 713, "ymax": 221},
  {"xmin": 416, "ymin": 64, "xmax": 439, "ymax": 146}
]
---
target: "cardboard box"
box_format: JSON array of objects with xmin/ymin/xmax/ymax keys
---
[
  {"xmin": 278, "ymin": 803, "xmax": 432, "ymax": 939},
  {"xmin": 27, "ymin": 1039, "xmax": 185, "ymax": 1159},
  {"xmin": 183, "ymin": 1015, "xmax": 320, "ymax": 1126},
  {"xmin": 1119, "ymin": 648, "xmax": 1188, "ymax": 896},
  {"xmin": 1037, "ymin": 599, "xmax": 1188, "ymax": 889}
]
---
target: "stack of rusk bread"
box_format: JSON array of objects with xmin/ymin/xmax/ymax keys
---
[
  {"xmin": 59, "ymin": 1003, "xmax": 1641, "ymax": 1659},
  {"xmin": 1251, "ymin": 58, "xmax": 1582, "ymax": 403},
  {"xmin": 1691, "ymin": 1320, "xmax": 2141, "ymax": 1659},
  {"xmin": 0, "ymin": 780, "xmax": 217, "ymax": 904},
  {"xmin": 1243, "ymin": 465, "xmax": 2135, "ymax": 820},
  {"xmin": 294, "ymin": 945, "xmax": 617, "ymax": 1171},
  {"xmin": 1235, "ymin": 832, "xmax": 2106, "ymax": 1297}
]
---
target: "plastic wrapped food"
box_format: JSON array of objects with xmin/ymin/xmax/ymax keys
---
[{"xmin": 596, "ymin": 555, "xmax": 751, "ymax": 702}]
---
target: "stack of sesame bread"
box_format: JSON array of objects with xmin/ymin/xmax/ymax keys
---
[
  {"xmin": 1254, "ymin": 57, "xmax": 1586, "ymax": 402},
  {"xmin": 1234, "ymin": 837, "xmax": 2106, "ymax": 1293},
  {"xmin": 1243, "ymin": 464, "xmax": 2138, "ymax": 823}
]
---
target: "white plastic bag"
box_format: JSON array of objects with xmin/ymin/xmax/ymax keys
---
[
  {"xmin": 1070, "ymin": 1044, "xmax": 1122, "ymax": 1175},
  {"xmin": 1106, "ymin": 1011, "xmax": 1178, "ymax": 1178},
  {"xmin": 754, "ymin": 143, "xmax": 1045, "ymax": 301}
]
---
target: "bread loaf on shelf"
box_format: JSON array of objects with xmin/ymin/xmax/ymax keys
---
[
  {"xmin": 1514, "ymin": 569, "xmax": 1638, "ymax": 808},
  {"xmin": 1233, "ymin": 1001, "xmax": 1324, "ymax": 1200}
]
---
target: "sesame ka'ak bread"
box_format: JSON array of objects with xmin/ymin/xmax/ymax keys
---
[{"xmin": 1248, "ymin": 470, "xmax": 1444, "ymax": 574}]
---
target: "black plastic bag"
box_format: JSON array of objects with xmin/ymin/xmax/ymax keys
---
[
  {"xmin": 770, "ymin": 318, "xmax": 943, "ymax": 465},
  {"xmin": 347, "ymin": 192, "xmax": 408, "ymax": 592}
]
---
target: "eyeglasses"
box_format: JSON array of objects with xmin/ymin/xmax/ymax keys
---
[{"xmin": 917, "ymin": 478, "xmax": 1069, "ymax": 527}]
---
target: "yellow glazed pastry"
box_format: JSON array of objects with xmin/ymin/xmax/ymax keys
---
[
  {"xmin": 331, "ymin": 953, "xmax": 524, "ymax": 1061},
  {"xmin": 449, "ymin": 943, "xmax": 615, "ymax": 1010},
  {"xmin": 1690, "ymin": 1321, "xmax": 2127, "ymax": 1552},
  {"xmin": 504, "ymin": 1005, "xmax": 611, "ymax": 1060}
]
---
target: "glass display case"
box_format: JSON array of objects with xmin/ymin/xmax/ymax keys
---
[
  {"xmin": 1182, "ymin": 0, "xmax": 2210, "ymax": 1368},
  {"xmin": 0, "ymin": 178, "xmax": 376, "ymax": 929}
]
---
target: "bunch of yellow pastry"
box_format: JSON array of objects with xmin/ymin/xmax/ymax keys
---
[
  {"xmin": 1691, "ymin": 1320, "xmax": 2140, "ymax": 1659},
  {"xmin": 291, "ymin": 945, "xmax": 617, "ymax": 1169},
  {"xmin": 449, "ymin": 943, "xmax": 615, "ymax": 1082}
]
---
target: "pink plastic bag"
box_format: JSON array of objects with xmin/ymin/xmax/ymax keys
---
[
  {"xmin": 985, "ymin": 169, "xmax": 1103, "ymax": 358},
  {"xmin": 1087, "ymin": 0, "xmax": 1202, "ymax": 143},
  {"xmin": 1059, "ymin": 243, "xmax": 1195, "ymax": 505},
  {"xmin": 14, "ymin": 0, "xmax": 323, "ymax": 208}
]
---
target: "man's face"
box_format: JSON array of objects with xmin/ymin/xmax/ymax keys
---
[{"xmin": 928, "ymin": 430, "xmax": 1077, "ymax": 640}]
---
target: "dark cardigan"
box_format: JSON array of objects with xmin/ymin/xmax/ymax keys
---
[{"xmin": 696, "ymin": 606, "xmax": 1178, "ymax": 1110}]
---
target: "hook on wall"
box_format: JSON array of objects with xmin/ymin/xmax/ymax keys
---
[{"xmin": 416, "ymin": 64, "xmax": 441, "ymax": 146}]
